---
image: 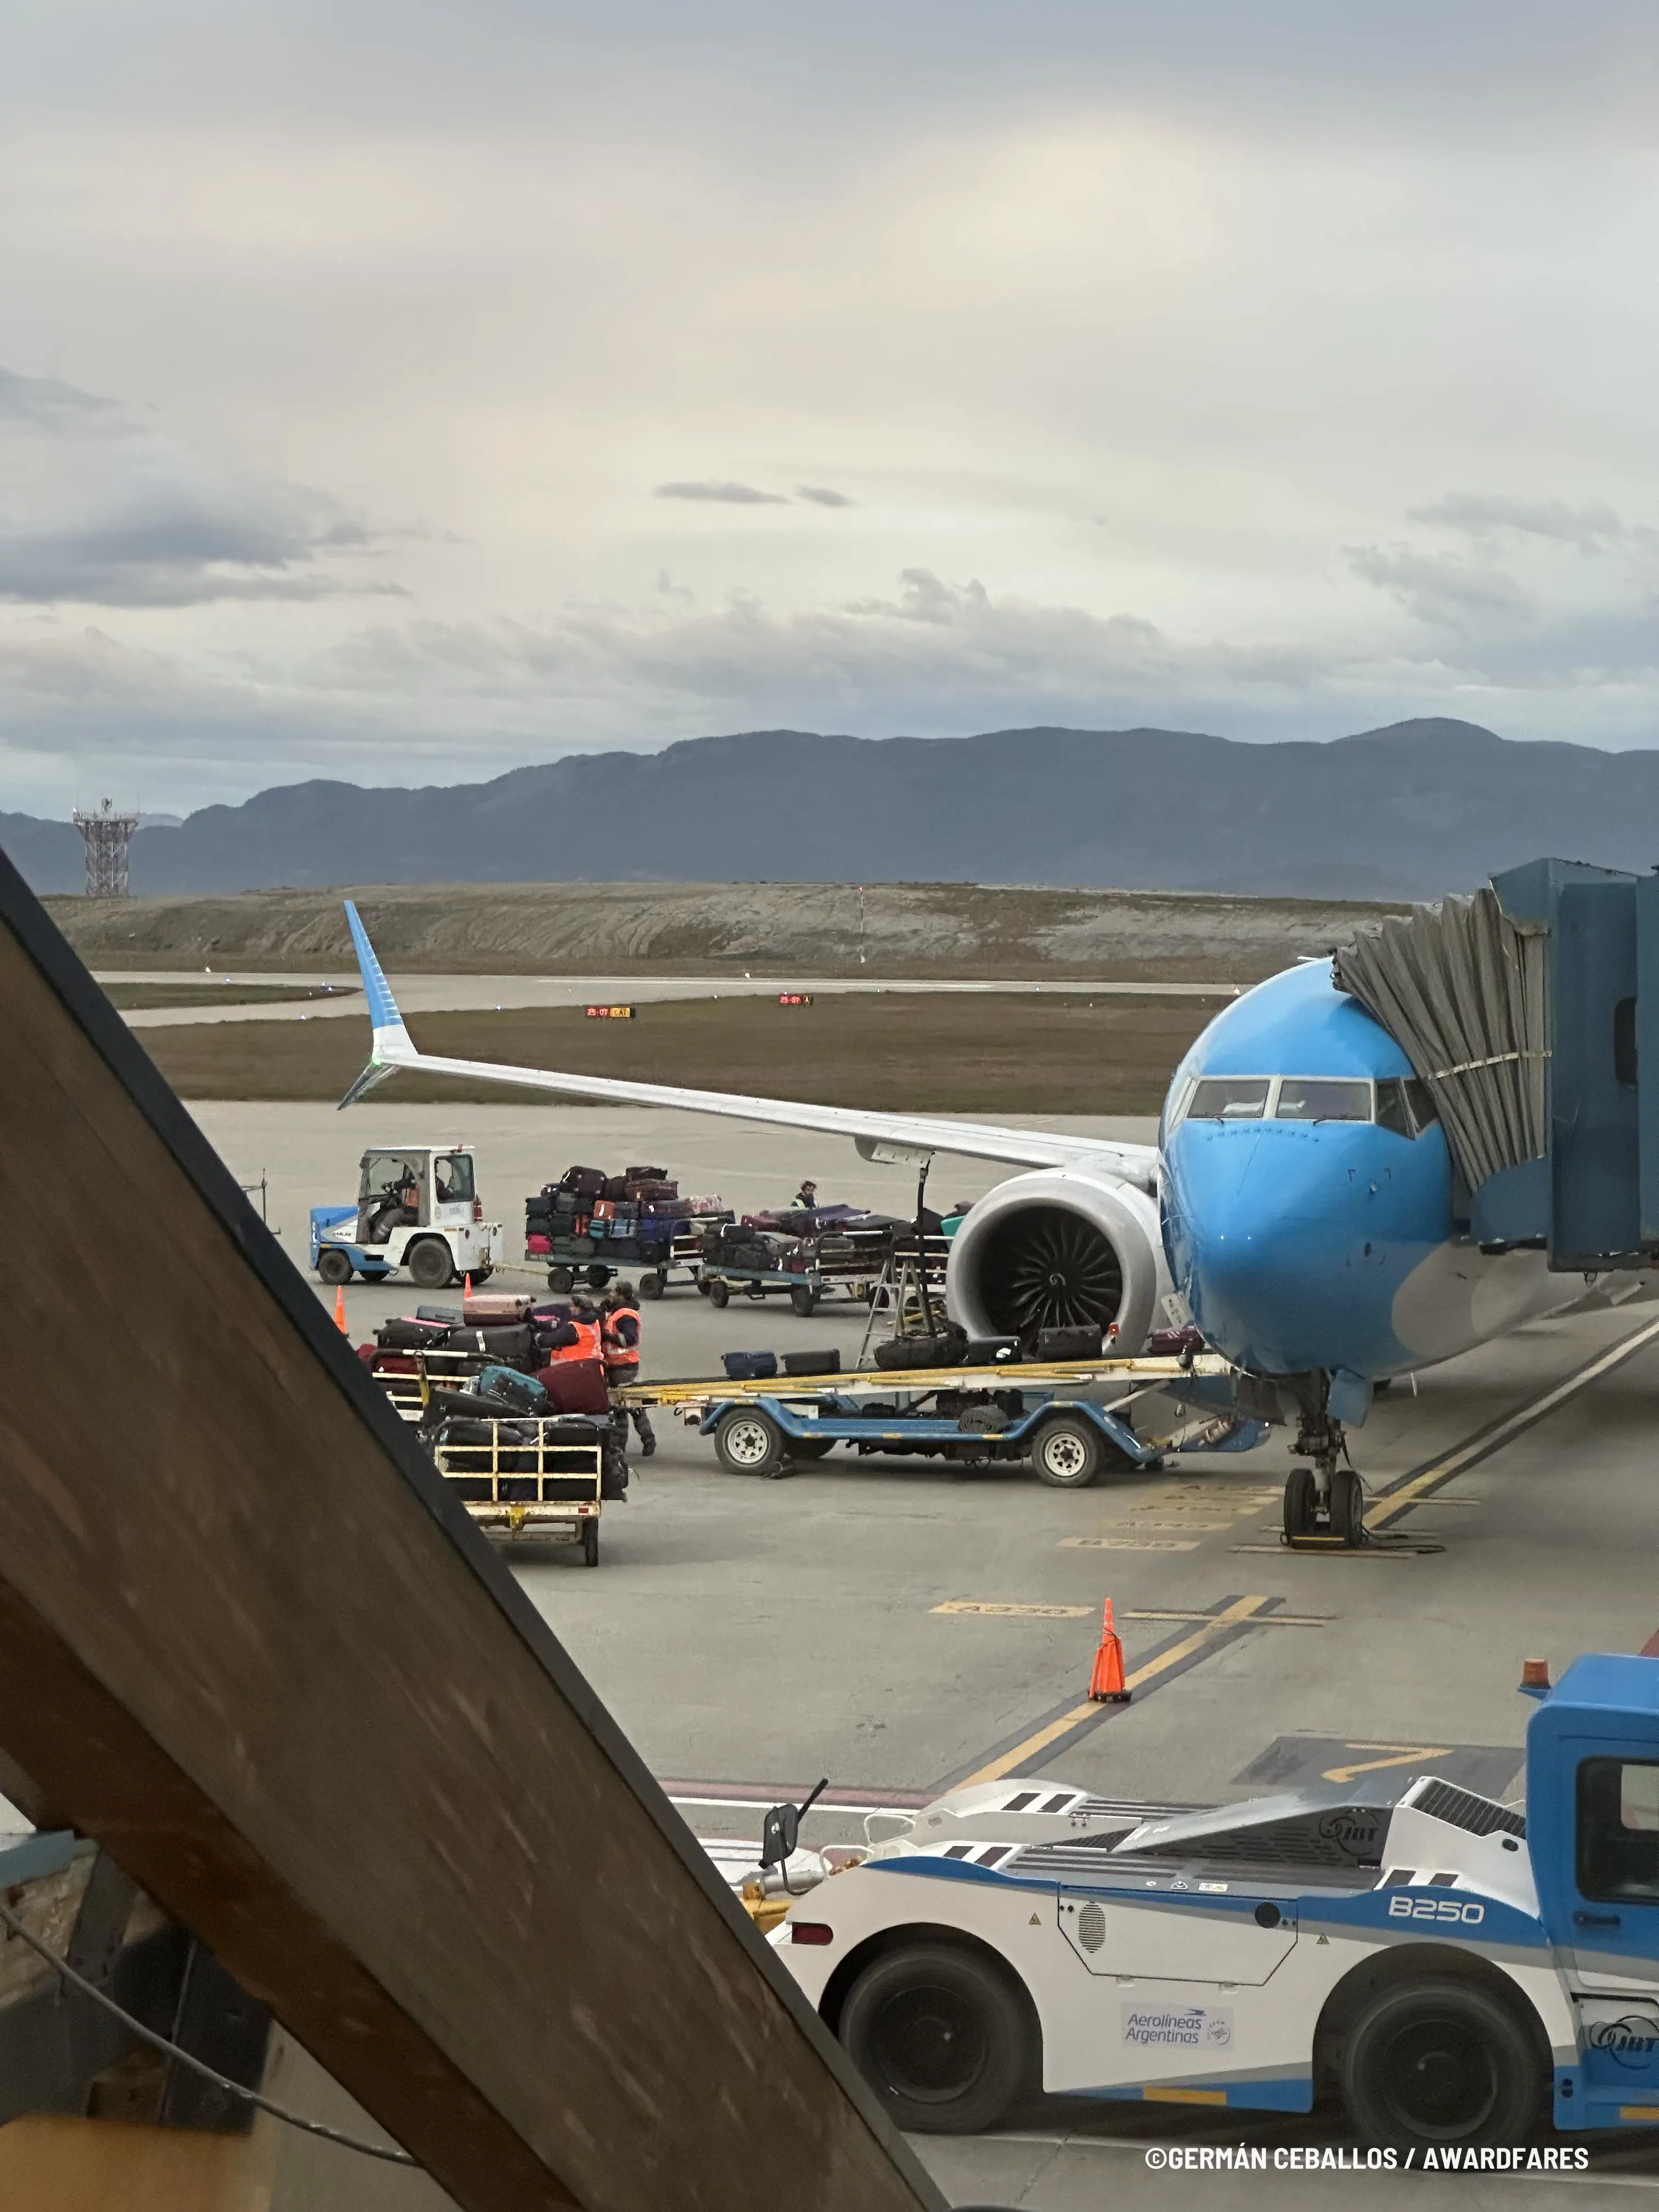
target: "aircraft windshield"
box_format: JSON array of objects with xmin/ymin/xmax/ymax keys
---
[
  {"xmin": 1186, "ymin": 1079, "xmax": 1272, "ymax": 1121},
  {"xmin": 1274, "ymin": 1078, "xmax": 1371, "ymax": 1122}
]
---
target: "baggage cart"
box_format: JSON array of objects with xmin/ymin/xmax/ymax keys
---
[
  {"xmin": 428, "ymin": 1412, "xmax": 608, "ymax": 1564},
  {"xmin": 536, "ymin": 1211, "xmax": 733, "ymax": 1299}
]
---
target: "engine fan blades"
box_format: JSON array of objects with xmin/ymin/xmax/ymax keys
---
[{"xmin": 978, "ymin": 1205, "xmax": 1123, "ymax": 1336}]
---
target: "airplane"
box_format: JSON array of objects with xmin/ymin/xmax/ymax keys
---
[{"xmin": 338, "ymin": 901, "xmax": 1569, "ymax": 1542}]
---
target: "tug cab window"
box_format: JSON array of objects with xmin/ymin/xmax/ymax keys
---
[
  {"xmin": 1274, "ymin": 1078, "xmax": 1372, "ymax": 1122},
  {"xmin": 435, "ymin": 1153, "xmax": 474, "ymax": 1204},
  {"xmin": 1578, "ymin": 1758, "xmax": 1659, "ymax": 1903},
  {"xmin": 1185, "ymin": 1078, "xmax": 1272, "ymax": 1121}
]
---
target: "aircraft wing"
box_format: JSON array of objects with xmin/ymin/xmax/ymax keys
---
[{"xmin": 339, "ymin": 902, "xmax": 1159, "ymax": 1187}]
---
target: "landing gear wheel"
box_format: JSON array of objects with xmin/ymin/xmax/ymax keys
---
[
  {"xmin": 713, "ymin": 1408, "xmax": 784, "ymax": 1476},
  {"xmin": 789, "ymin": 1284, "xmax": 818, "ymax": 1318},
  {"xmin": 639, "ymin": 1272, "xmax": 665, "ymax": 1302},
  {"xmin": 1283, "ymin": 1465, "xmax": 1318, "ymax": 1539},
  {"xmin": 580, "ymin": 1520, "xmax": 600, "ymax": 1568},
  {"xmin": 707, "ymin": 1279, "xmax": 730, "ymax": 1309},
  {"xmin": 586, "ymin": 1266, "xmax": 612, "ymax": 1290},
  {"xmin": 1329, "ymin": 1465, "xmax": 1364, "ymax": 1546},
  {"xmin": 317, "ymin": 1248, "xmax": 353, "ymax": 1287},
  {"xmin": 839, "ymin": 1942, "xmax": 1029, "ymax": 2135},
  {"xmin": 407, "ymin": 1238, "xmax": 454, "ymax": 1291},
  {"xmin": 1342, "ymin": 1977, "xmax": 1544, "ymax": 2152},
  {"xmin": 1032, "ymin": 1415, "xmax": 1102, "ymax": 1489},
  {"xmin": 547, "ymin": 1266, "xmax": 574, "ymax": 1294}
]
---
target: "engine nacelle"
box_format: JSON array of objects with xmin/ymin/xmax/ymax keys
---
[{"xmin": 944, "ymin": 1169, "xmax": 1171, "ymax": 1352}]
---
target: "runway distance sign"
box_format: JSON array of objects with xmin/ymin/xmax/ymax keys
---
[
  {"xmin": 584, "ymin": 1003, "xmax": 636, "ymax": 1019},
  {"xmin": 778, "ymin": 992, "xmax": 814, "ymax": 1006}
]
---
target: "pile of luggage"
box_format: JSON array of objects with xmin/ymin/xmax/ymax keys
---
[
  {"xmin": 526, "ymin": 1165, "xmax": 727, "ymax": 1263},
  {"xmin": 869, "ymin": 1322, "xmax": 1107, "ymax": 1371},
  {"xmin": 697, "ymin": 1206, "xmax": 907, "ymax": 1279}
]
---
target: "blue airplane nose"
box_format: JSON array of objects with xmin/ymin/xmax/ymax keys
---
[{"xmin": 1164, "ymin": 1122, "xmax": 1436, "ymax": 1377}]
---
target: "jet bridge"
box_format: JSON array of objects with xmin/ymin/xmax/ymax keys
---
[{"xmin": 1334, "ymin": 856, "xmax": 1659, "ymax": 1271}]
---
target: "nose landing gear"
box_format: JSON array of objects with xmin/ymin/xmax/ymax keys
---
[{"xmin": 1283, "ymin": 1412, "xmax": 1365, "ymax": 1547}]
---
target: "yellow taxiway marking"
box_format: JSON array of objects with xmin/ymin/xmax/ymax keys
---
[
  {"xmin": 960, "ymin": 1596, "xmax": 1276, "ymax": 1786},
  {"xmin": 1322, "ymin": 1743, "xmax": 1452, "ymax": 1785},
  {"xmin": 1142, "ymin": 2086, "xmax": 1229, "ymax": 2107},
  {"xmin": 1367, "ymin": 1312, "xmax": 1659, "ymax": 1530},
  {"xmin": 934, "ymin": 1603, "xmax": 1327, "ymax": 1627}
]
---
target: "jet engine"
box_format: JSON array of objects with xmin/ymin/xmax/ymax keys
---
[{"xmin": 944, "ymin": 1169, "xmax": 1170, "ymax": 1351}]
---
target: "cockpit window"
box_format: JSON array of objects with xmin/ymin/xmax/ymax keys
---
[
  {"xmin": 1274, "ymin": 1078, "xmax": 1372, "ymax": 1123},
  {"xmin": 1375, "ymin": 1077, "xmax": 1441, "ymax": 1139},
  {"xmin": 1186, "ymin": 1077, "xmax": 1272, "ymax": 1121}
]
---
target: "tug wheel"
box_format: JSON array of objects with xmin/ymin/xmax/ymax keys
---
[
  {"xmin": 840, "ymin": 1942, "xmax": 1029, "ymax": 2134},
  {"xmin": 317, "ymin": 1248, "xmax": 353, "ymax": 1286},
  {"xmin": 1343, "ymin": 1977, "xmax": 1544, "ymax": 2152}
]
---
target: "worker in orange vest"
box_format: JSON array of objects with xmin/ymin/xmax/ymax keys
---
[
  {"xmin": 546, "ymin": 1297, "xmax": 603, "ymax": 1363},
  {"xmin": 601, "ymin": 1282, "xmax": 655, "ymax": 1457}
]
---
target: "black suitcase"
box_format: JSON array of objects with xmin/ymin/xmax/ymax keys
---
[
  {"xmin": 377, "ymin": 1316, "xmax": 449, "ymax": 1350},
  {"xmin": 874, "ymin": 1335, "xmax": 963, "ymax": 1370},
  {"xmin": 782, "ymin": 1348, "xmax": 841, "ymax": 1376},
  {"xmin": 1036, "ymin": 1325, "xmax": 1102, "ymax": 1362},
  {"xmin": 560, "ymin": 1165, "xmax": 608, "ymax": 1194},
  {"xmin": 624, "ymin": 1165, "xmax": 669, "ymax": 1182},
  {"xmin": 723, "ymin": 1350, "xmax": 779, "ymax": 1380},
  {"xmin": 415, "ymin": 1305, "xmax": 462, "ymax": 1325},
  {"xmin": 963, "ymin": 1337, "xmax": 1022, "ymax": 1365},
  {"xmin": 445, "ymin": 1324, "xmax": 537, "ymax": 1364}
]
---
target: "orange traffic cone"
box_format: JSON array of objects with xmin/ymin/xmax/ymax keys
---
[
  {"xmin": 333, "ymin": 1283, "xmax": 348, "ymax": 1335},
  {"xmin": 464, "ymin": 1272, "xmax": 473, "ymax": 1310},
  {"xmin": 1088, "ymin": 1598, "xmax": 1130, "ymax": 1703}
]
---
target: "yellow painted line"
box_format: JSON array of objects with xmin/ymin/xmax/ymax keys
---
[
  {"xmin": 960, "ymin": 1596, "xmax": 1274, "ymax": 1786},
  {"xmin": 1322, "ymin": 1743, "xmax": 1452, "ymax": 1785},
  {"xmin": 1107, "ymin": 1520, "xmax": 1234, "ymax": 1533},
  {"xmin": 933, "ymin": 1600, "xmax": 1094, "ymax": 1619},
  {"xmin": 1142, "ymin": 2086, "xmax": 1228, "ymax": 2107},
  {"xmin": 1057, "ymin": 1537, "xmax": 1200, "ymax": 1553},
  {"xmin": 1622, "ymin": 2106, "xmax": 1659, "ymax": 2121},
  {"xmin": 1368, "ymin": 1313, "xmax": 1659, "ymax": 1530},
  {"xmin": 1121, "ymin": 1609, "xmax": 1328, "ymax": 1628}
]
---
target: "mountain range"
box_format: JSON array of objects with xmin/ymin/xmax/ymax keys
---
[{"xmin": 8, "ymin": 718, "xmax": 1659, "ymax": 899}]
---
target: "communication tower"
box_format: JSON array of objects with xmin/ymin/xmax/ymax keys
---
[{"xmin": 72, "ymin": 799, "xmax": 140, "ymax": 899}]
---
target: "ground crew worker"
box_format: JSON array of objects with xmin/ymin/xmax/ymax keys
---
[
  {"xmin": 601, "ymin": 1281, "xmax": 656, "ymax": 1457},
  {"xmin": 795, "ymin": 1178, "xmax": 819, "ymax": 1211},
  {"xmin": 558, "ymin": 1295, "xmax": 603, "ymax": 1363}
]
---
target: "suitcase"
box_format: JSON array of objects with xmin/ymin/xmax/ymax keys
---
[
  {"xmin": 560, "ymin": 1166, "xmax": 608, "ymax": 1195},
  {"xmin": 464, "ymin": 1293, "xmax": 535, "ymax": 1325},
  {"xmin": 624, "ymin": 1165, "xmax": 669, "ymax": 1182},
  {"xmin": 591, "ymin": 1200, "xmax": 615, "ymax": 1222},
  {"xmin": 1036, "ymin": 1325, "xmax": 1102, "ymax": 1362},
  {"xmin": 476, "ymin": 1366, "xmax": 549, "ymax": 1414},
  {"xmin": 782, "ymin": 1348, "xmax": 841, "ymax": 1376},
  {"xmin": 536, "ymin": 1357, "xmax": 611, "ymax": 1415},
  {"xmin": 963, "ymin": 1337, "xmax": 1022, "ymax": 1365},
  {"xmin": 415, "ymin": 1305, "xmax": 462, "ymax": 1324},
  {"xmin": 445, "ymin": 1324, "xmax": 537, "ymax": 1364},
  {"xmin": 874, "ymin": 1335, "xmax": 963, "ymax": 1370},
  {"xmin": 526, "ymin": 1234, "xmax": 552, "ymax": 1254},
  {"xmin": 722, "ymin": 1350, "xmax": 779, "ymax": 1380},
  {"xmin": 602, "ymin": 1176, "xmax": 630, "ymax": 1200},
  {"xmin": 377, "ymin": 1316, "xmax": 450, "ymax": 1350}
]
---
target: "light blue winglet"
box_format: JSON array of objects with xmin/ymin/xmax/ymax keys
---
[{"xmin": 338, "ymin": 899, "xmax": 414, "ymax": 1109}]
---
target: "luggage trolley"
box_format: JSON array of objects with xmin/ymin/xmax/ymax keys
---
[{"xmin": 429, "ymin": 1413, "xmax": 607, "ymax": 1565}]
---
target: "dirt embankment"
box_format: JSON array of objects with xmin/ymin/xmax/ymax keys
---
[
  {"xmin": 138, "ymin": 992, "xmax": 1229, "ymax": 1115},
  {"xmin": 48, "ymin": 881, "xmax": 1406, "ymax": 981}
]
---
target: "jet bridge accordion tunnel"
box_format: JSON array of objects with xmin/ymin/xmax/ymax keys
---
[
  {"xmin": 1334, "ymin": 856, "xmax": 1659, "ymax": 1272},
  {"xmin": 0, "ymin": 849, "xmax": 947, "ymax": 2210}
]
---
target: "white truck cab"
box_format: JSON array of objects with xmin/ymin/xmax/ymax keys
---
[
  {"xmin": 311, "ymin": 1145, "xmax": 501, "ymax": 1291},
  {"xmin": 774, "ymin": 1651, "xmax": 1659, "ymax": 2153}
]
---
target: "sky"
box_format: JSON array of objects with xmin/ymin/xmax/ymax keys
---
[{"xmin": 5, "ymin": 1, "xmax": 1659, "ymax": 814}]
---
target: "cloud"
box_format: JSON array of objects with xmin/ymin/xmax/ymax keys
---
[
  {"xmin": 1407, "ymin": 491, "xmax": 1629, "ymax": 551},
  {"xmin": 795, "ymin": 484, "xmax": 857, "ymax": 507},
  {"xmin": 0, "ymin": 363, "xmax": 399, "ymax": 607},
  {"xmin": 653, "ymin": 479, "xmax": 789, "ymax": 504},
  {"xmin": 1345, "ymin": 544, "xmax": 1534, "ymax": 630}
]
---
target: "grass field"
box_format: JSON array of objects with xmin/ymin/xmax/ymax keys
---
[
  {"xmin": 138, "ymin": 991, "xmax": 1229, "ymax": 1114},
  {"xmin": 102, "ymin": 982, "xmax": 359, "ymax": 1011}
]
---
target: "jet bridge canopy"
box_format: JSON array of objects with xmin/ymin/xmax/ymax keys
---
[{"xmin": 1334, "ymin": 857, "xmax": 1659, "ymax": 1271}]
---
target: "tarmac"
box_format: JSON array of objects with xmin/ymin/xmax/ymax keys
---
[{"xmin": 189, "ymin": 1097, "xmax": 1659, "ymax": 2209}]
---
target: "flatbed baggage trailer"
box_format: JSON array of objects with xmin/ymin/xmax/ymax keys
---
[{"xmin": 613, "ymin": 1353, "xmax": 1257, "ymax": 1486}]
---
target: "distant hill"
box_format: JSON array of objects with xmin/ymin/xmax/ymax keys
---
[{"xmin": 10, "ymin": 718, "xmax": 1659, "ymax": 899}]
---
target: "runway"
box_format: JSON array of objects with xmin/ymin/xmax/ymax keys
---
[{"xmin": 189, "ymin": 1096, "xmax": 1659, "ymax": 2207}]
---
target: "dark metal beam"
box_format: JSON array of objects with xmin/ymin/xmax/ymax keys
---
[{"xmin": 0, "ymin": 849, "xmax": 944, "ymax": 2212}]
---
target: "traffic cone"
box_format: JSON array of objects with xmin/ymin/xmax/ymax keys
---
[
  {"xmin": 333, "ymin": 1283, "xmax": 348, "ymax": 1334},
  {"xmin": 464, "ymin": 1272, "xmax": 473, "ymax": 1311},
  {"xmin": 1088, "ymin": 1597, "xmax": 1130, "ymax": 1703}
]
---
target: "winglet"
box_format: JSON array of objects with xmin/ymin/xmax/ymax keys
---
[{"xmin": 338, "ymin": 900, "xmax": 415, "ymax": 1109}]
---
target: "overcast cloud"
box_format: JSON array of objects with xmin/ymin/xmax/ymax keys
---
[{"xmin": 6, "ymin": 2, "xmax": 1659, "ymax": 811}]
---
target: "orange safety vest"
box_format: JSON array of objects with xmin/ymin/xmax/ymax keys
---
[
  {"xmin": 601, "ymin": 1304, "xmax": 641, "ymax": 1372},
  {"xmin": 549, "ymin": 1317, "xmax": 603, "ymax": 1363}
]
